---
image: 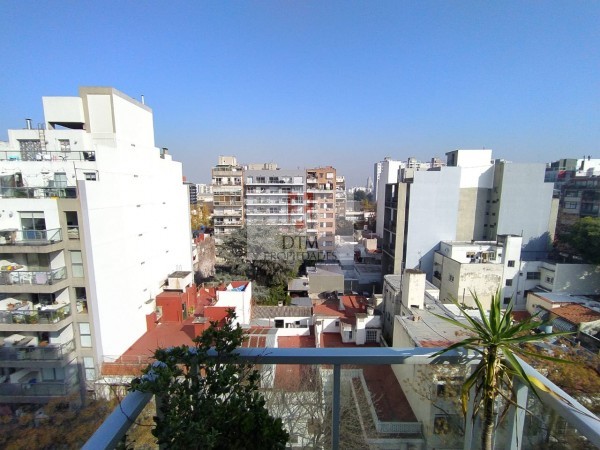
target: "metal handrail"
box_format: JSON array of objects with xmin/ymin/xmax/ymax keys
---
[{"xmin": 84, "ymin": 347, "xmax": 600, "ymax": 450}]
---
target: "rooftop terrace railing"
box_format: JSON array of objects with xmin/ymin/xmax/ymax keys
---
[
  {"xmin": 0, "ymin": 150, "xmax": 96, "ymax": 162},
  {"xmin": 84, "ymin": 347, "xmax": 600, "ymax": 450},
  {"xmin": 0, "ymin": 186, "xmax": 77, "ymax": 199}
]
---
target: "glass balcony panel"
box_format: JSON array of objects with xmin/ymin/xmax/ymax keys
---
[{"xmin": 85, "ymin": 349, "xmax": 600, "ymax": 450}]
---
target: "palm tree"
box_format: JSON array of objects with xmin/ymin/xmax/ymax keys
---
[{"xmin": 432, "ymin": 290, "xmax": 572, "ymax": 450}]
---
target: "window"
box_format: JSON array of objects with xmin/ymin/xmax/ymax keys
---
[
  {"xmin": 20, "ymin": 212, "xmax": 46, "ymax": 238},
  {"xmin": 79, "ymin": 322, "xmax": 92, "ymax": 347},
  {"xmin": 83, "ymin": 357, "xmax": 96, "ymax": 380},
  {"xmin": 84, "ymin": 172, "xmax": 97, "ymax": 181},
  {"xmin": 71, "ymin": 250, "xmax": 84, "ymax": 277},
  {"xmin": 335, "ymin": 320, "xmax": 340, "ymax": 327},
  {"xmin": 65, "ymin": 211, "xmax": 79, "ymax": 239},
  {"xmin": 366, "ymin": 329, "xmax": 378, "ymax": 342},
  {"xmin": 58, "ymin": 139, "xmax": 71, "ymax": 152},
  {"xmin": 53, "ymin": 172, "xmax": 67, "ymax": 188},
  {"xmin": 564, "ymin": 201, "xmax": 578, "ymax": 209},
  {"xmin": 507, "ymin": 260, "xmax": 515, "ymax": 267},
  {"xmin": 503, "ymin": 297, "xmax": 511, "ymax": 305},
  {"xmin": 505, "ymin": 279, "xmax": 513, "ymax": 287},
  {"xmin": 448, "ymin": 274, "xmax": 455, "ymax": 282},
  {"xmin": 545, "ymin": 276, "xmax": 554, "ymax": 284},
  {"xmin": 42, "ymin": 367, "xmax": 65, "ymax": 382},
  {"xmin": 526, "ymin": 272, "xmax": 541, "ymax": 280}
]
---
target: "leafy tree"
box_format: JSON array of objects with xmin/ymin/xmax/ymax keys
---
[
  {"xmin": 432, "ymin": 290, "xmax": 574, "ymax": 450},
  {"xmin": 0, "ymin": 394, "xmax": 117, "ymax": 450},
  {"xmin": 335, "ymin": 217, "xmax": 355, "ymax": 236},
  {"xmin": 559, "ymin": 216, "xmax": 600, "ymax": 264},
  {"xmin": 353, "ymin": 190, "xmax": 367, "ymax": 202},
  {"xmin": 218, "ymin": 226, "xmax": 299, "ymax": 288},
  {"xmin": 130, "ymin": 312, "xmax": 288, "ymax": 449}
]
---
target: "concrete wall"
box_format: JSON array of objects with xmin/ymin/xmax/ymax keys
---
[
  {"xmin": 493, "ymin": 163, "xmax": 554, "ymax": 260},
  {"xmin": 404, "ymin": 168, "xmax": 462, "ymax": 279},
  {"xmin": 546, "ymin": 263, "xmax": 600, "ymax": 295}
]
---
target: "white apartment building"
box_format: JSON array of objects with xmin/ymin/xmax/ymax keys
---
[
  {"xmin": 382, "ymin": 150, "xmax": 555, "ymax": 280},
  {"xmin": 0, "ymin": 87, "xmax": 192, "ymax": 401},
  {"xmin": 211, "ymin": 156, "xmax": 244, "ymax": 237},
  {"xmin": 244, "ymin": 169, "xmax": 305, "ymax": 231}
]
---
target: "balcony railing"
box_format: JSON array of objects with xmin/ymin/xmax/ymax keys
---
[
  {"xmin": 0, "ymin": 150, "xmax": 95, "ymax": 162},
  {"xmin": 0, "ymin": 266, "xmax": 67, "ymax": 286},
  {"xmin": 0, "ymin": 339, "xmax": 75, "ymax": 361},
  {"xmin": 0, "ymin": 303, "xmax": 72, "ymax": 325},
  {"xmin": 84, "ymin": 347, "xmax": 600, "ymax": 450},
  {"xmin": 0, "ymin": 373, "xmax": 79, "ymax": 398},
  {"xmin": 0, "ymin": 186, "xmax": 77, "ymax": 199},
  {"xmin": 0, "ymin": 228, "xmax": 62, "ymax": 246}
]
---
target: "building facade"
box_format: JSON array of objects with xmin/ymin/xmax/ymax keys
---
[
  {"xmin": 244, "ymin": 169, "xmax": 305, "ymax": 231},
  {"xmin": 211, "ymin": 156, "xmax": 244, "ymax": 237},
  {"xmin": 382, "ymin": 150, "xmax": 555, "ymax": 281},
  {"xmin": 0, "ymin": 87, "xmax": 192, "ymax": 402},
  {"xmin": 306, "ymin": 167, "xmax": 336, "ymax": 254}
]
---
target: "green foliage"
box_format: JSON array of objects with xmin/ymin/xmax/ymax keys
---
[
  {"xmin": 432, "ymin": 290, "xmax": 574, "ymax": 450},
  {"xmin": 131, "ymin": 312, "xmax": 288, "ymax": 450},
  {"xmin": 559, "ymin": 216, "xmax": 600, "ymax": 264},
  {"xmin": 218, "ymin": 226, "xmax": 300, "ymax": 288},
  {"xmin": 0, "ymin": 395, "xmax": 116, "ymax": 450}
]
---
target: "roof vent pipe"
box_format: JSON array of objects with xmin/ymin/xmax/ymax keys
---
[
  {"xmin": 25, "ymin": 118, "xmax": 32, "ymax": 130},
  {"xmin": 141, "ymin": 95, "xmax": 145, "ymax": 105}
]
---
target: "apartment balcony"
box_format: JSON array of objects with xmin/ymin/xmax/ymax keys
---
[
  {"xmin": 0, "ymin": 338, "xmax": 75, "ymax": 367},
  {"xmin": 0, "ymin": 372, "xmax": 79, "ymax": 403},
  {"xmin": 0, "ymin": 303, "xmax": 72, "ymax": 332},
  {"xmin": 246, "ymin": 189, "xmax": 304, "ymax": 195},
  {"xmin": 85, "ymin": 347, "xmax": 600, "ymax": 450},
  {"xmin": 0, "ymin": 266, "xmax": 67, "ymax": 287},
  {"xmin": 0, "ymin": 228, "xmax": 63, "ymax": 248},
  {"xmin": 211, "ymin": 169, "xmax": 242, "ymax": 177},
  {"xmin": 0, "ymin": 186, "xmax": 77, "ymax": 199},
  {"xmin": 0, "ymin": 149, "xmax": 96, "ymax": 162},
  {"xmin": 245, "ymin": 200, "xmax": 305, "ymax": 206},
  {"xmin": 213, "ymin": 200, "xmax": 243, "ymax": 206}
]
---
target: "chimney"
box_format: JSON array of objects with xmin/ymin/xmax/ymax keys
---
[
  {"xmin": 25, "ymin": 118, "xmax": 32, "ymax": 130},
  {"xmin": 401, "ymin": 269, "xmax": 426, "ymax": 310}
]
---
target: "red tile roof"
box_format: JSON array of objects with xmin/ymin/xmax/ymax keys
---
[
  {"xmin": 274, "ymin": 334, "xmax": 317, "ymax": 391},
  {"xmin": 551, "ymin": 304, "xmax": 600, "ymax": 325}
]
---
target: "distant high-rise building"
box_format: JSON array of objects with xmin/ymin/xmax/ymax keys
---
[
  {"xmin": 306, "ymin": 167, "xmax": 337, "ymax": 254},
  {"xmin": 244, "ymin": 169, "xmax": 306, "ymax": 233},
  {"xmin": 211, "ymin": 156, "xmax": 244, "ymax": 237},
  {"xmin": 382, "ymin": 150, "xmax": 555, "ymax": 279},
  {"xmin": 335, "ymin": 175, "xmax": 347, "ymax": 219}
]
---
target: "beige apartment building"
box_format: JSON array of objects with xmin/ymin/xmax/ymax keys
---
[{"xmin": 306, "ymin": 167, "xmax": 336, "ymax": 255}]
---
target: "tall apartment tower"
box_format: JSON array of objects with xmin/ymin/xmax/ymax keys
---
[
  {"xmin": 382, "ymin": 150, "xmax": 554, "ymax": 279},
  {"xmin": 244, "ymin": 169, "xmax": 305, "ymax": 232},
  {"xmin": 306, "ymin": 167, "xmax": 336, "ymax": 254},
  {"xmin": 0, "ymin": 87, "xmax": 192, "ymax": 402},
  {"xmin": 375, "ymin": 158, "xmax": 405, "ymax": 238},
  {"xmin": 211, "ymin": 156, "xmax": 244, "ymax": 237},
  {"xmin": 335, "ymin": 175, "xmax": 347, "ymax": 219}
]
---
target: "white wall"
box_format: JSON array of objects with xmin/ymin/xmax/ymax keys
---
[{"xmin": 42, "ymin": 97, "xmax": 85, "ymax": 126}]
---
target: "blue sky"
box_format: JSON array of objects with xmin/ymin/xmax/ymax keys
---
[{"xmin": 1, "ymin": 1, "xmax": 598, "ymax": 185}]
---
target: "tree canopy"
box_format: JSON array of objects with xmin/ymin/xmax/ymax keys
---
[
  {"xmin": 131, "ymin": 312, "xmax": 288, "ymax": 449},
  {"xmin": 559, "ymin": 216, "xmax": 600, "ymax": 264}
]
